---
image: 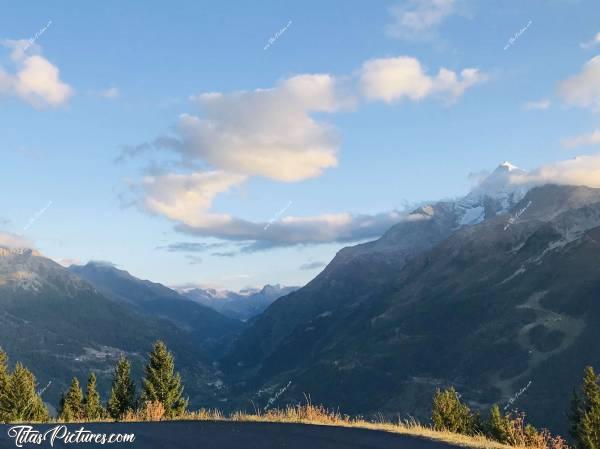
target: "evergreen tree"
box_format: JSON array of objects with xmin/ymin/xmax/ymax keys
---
[
  {"xmin": 571, "ymin": 366, "xmax": 600, "ymax": 449},
  {"xmin": 487, "ymin": 404, "xmax": 510, "ymax": 442},
  {"xmin": 142, "ymin": 341, "xmax": 187, "ymax": 418},
  {"xmin": 0, "ymin": 363, "xmax": 48, "ymax": 422},
  {"xmin": 59, "ymin": 377, "xmax": 84, "ymax": 422},
  {"xmin": 0, "ymin": 348, "xmax": 8, "ymax": 394},
  {"xmin": 84, "ymin": 373, "xmax": 104, "ymax": 420},
  {"xmin": 107, "ymin": 356, "xmax": 136, "ymax": 420},
  {"xmin": 0, "ymin": 348, "xmax": 8, "ymax": 422},
  {"xmin": 431, "ymin": 387, "xmax": 480, "ymax": 435}
]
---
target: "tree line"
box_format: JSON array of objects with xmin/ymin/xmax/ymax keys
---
[
  {"xmin": 0, "ymin": 341, "xmax": 186, "ymax": 423},
  {"xmin": 431, "ymin": 366, "xmax": 600, "ymax": 449},
  {"xmin": 1, "ymin": 341, "xmax": 599, "ymax": 449}
]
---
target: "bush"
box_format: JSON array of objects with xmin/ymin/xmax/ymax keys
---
[
  {"xmin": 487, "ymin": 405, "xmax": 569, "ymax": 449},
  {"xmin": 431, "ymin": 387, "xmax": 481, "ymax": 435}
]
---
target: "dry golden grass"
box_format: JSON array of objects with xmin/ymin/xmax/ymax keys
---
[
  {"xmin": 173, "ymin": 403, "xmax": 518, "ymax": 449},
  {"xmin": 39, "ymin": 402, "xmax": 565, "ymax": 449}
]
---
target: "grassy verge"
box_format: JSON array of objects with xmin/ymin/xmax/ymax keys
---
[
  {"xmin": 125, "ymin": 403, "xmax": 519, "ymax": 449},
  {"xmin": 8, "ymin": 402, "xmax": 562, "ymax": 449}
]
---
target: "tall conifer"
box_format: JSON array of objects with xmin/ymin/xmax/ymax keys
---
[
  {"xmin": 107, "ymin": 356, "xmax": 136, "ymax": 420},
  {"xmin": 141, "ymin": 341, "xmax": 187, "ymax": 418}
]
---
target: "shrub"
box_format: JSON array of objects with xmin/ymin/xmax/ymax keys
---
[
  {"xmin": 487, "ymin": 404, "xmax": 569, "ymax": 449},
  {"xmin": 431, "ymin": 387, "xmax": 481, "ymax": 435}
]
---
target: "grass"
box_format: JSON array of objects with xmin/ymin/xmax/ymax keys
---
[
  {"xmin": 128, "ymin": 401, "xmax": 520, "ymax": 449},
  {"xmin": 17, "ymin": 401, "xmax": 563, "ymax": 449}
]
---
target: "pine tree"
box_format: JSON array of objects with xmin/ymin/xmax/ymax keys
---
[
  {"xmin": 107, "ymin": 356, "xmax": 136, "ymax": 420},
  {"xmin": 0, "ymin": 348, "xmax": 8, "ymax": 422},
  {"xmin": 0, "ymin": 348, "xmax": 8, "ymax": 394},
  {"xmin": 487, "ymin": 404, "xmax": 510, "ymax": 442},
  {"xmin": 0, "ymin": 363, "xmax": 48, "ymax": 422},
  {"xmin": 59, "ymin": 377, "xmax": 84, "ymax": 422},
  {"xmin": 142, "ymin": 341, "xmax": 187, "ymax": 418},
  {"xmin": 84, "ymin": 373, "xmax": 104, "ymax": 420},
  {"xmin": 571, "ymin": 366, "xmax": 600, "ymax": 449}
]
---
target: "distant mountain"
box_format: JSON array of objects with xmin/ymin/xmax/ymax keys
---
[
  {"xmin": 69, "ymin": 262, "xmax": 244, "ymax": 351},
  {"xmin": 180, "ymin": 284, "xmax": 299, "ymax": 321},
  {"xmin": 223, "ymin": 162, "xmax": 528, "ymax": 374},
  {"xmin": 0, "ymin": 249, "xmax": 229, "ymax": 410},
  {"xmin": 222, "ymin": 172, "xmax": 600, "ymax": 434}
]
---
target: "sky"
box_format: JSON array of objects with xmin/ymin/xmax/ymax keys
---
[{"xmin": 1, "ymin": 0, "xmax": 600, "ymax": 291}]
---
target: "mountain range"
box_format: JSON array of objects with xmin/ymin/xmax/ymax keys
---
[
  {"xmin": 0, "ymin": 252, "xmax": 243, "ymax": 411},
  {"xmin": 2, "ymin": 162, "xmax": 599, "ymax": 435},
  {"xmin": 68, "ymin": 262, "xmax": 243, "ymax": 352},
  {"xmin": 178, "ymin": 284, "xmax": 299, "ymax": 321},
  {"xmin": 221, "ymin": 164, "xmax": 600, "ymax": 434}
]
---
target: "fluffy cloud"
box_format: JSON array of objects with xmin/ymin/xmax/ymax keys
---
[
  {"xmin": 360, "ymin": 56, "xmax": 486, "ymax": 103},
  {"xmin": 386, "ymin": 0, "xmax": 456, "ymax": 40},
  {"xmin": 0, "ymin": 40, "xmax": 72, "ymax": 108},
  {"xmin": 562, "ymin": 130, "xmax": 600, "ymax": 149},
  {"xmin": 558, "ymin": 56, "xmax": 600, "ymax": 110},
  {"xmin": 157, "ymin": 74, "xmax": 347, "ymax": 182},
  {"xmin": 175, "ymin": 210, "xmax": 404, "ymax": 252},
  {"xmin": 141, "ymin": 170, "xmax": 247, "ymax": 228},
  {"xmin": 138, "ymin": 169, "xmax": 404, "ymax": 249},
  {"xmin": 128, "ymin": 59, "xmax": 485, "ymax": 252},
  {"xmin": 508, "ymin": 155, "xmax": 600, "ymax": 188}
]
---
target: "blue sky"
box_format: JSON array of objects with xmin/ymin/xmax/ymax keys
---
[{"xmin": 2, "ymin": 0, "xmax": 600, "ymax": 290}]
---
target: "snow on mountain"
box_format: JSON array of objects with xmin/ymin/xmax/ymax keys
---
[
  {"xmin": 179, "ymin": 284, "xmax": 299, "ymax": 321},
  {"xmin": 456, "ymin": 161, "xmax": 530, "ymax": 226}
]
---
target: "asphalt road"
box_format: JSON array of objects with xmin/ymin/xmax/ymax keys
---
[{"xmin": 0, "ymin": 421, "xmax": 466, "ymax": 449}]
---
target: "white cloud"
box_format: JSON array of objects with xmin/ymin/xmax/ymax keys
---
[
  {"xmin": 523, "ymin": 99, "xmax": 551, "ymax": 111},
  {"xmin": 360, "ymin": 56, "xmax": 486, "ymax": 103},
  {"xmin": 176, "ymin": 210, "xmax": 404, "ymax": 252},
  {"xmin": 141, "ymin": 170, "xmax": 247, "ymax": 228},
  {"xmin": 558, "ymin": 56, "xmax": 600, "ymax": 110},
  {"xmin": 0, "ymin": 39, "xmax": 72, "ymax": 108},
  {"xmin": 139, "ymin": 168, "xmax": 404, "ymax": 250},
  {"xmin": 386, "ymin": 0, "xmax": 456, "ymax": 41},
  {"xmin": 508, "ymin": 155, "xmax": 600, "ymax": 188},
  {"xmin": 128, "ymin": 58, "xmax": 487, "ymax": 251},
  {"xmin": 158, "ymin": 74, "xmax": 348, "ymax": 182},
  {"xmin": 562, "ymin": 130, "xmax": 600, "ymax": 149},
  {"xmin": 580, "ymin": 32, "xmax": 600, "ymax": 49}
]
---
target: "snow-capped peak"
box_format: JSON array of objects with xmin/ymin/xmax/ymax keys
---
[
  {"xmin": 456, "ymin": 162, "xmax": 530, "ymax": 226},
  {"xmin": 498, "ymin": 161, "xmax": 520, "ymax": 172}
]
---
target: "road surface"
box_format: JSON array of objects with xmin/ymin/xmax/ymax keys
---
[{"xmin": 0, "ymin": 421, "xmax": 468, "ymax": 449}]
